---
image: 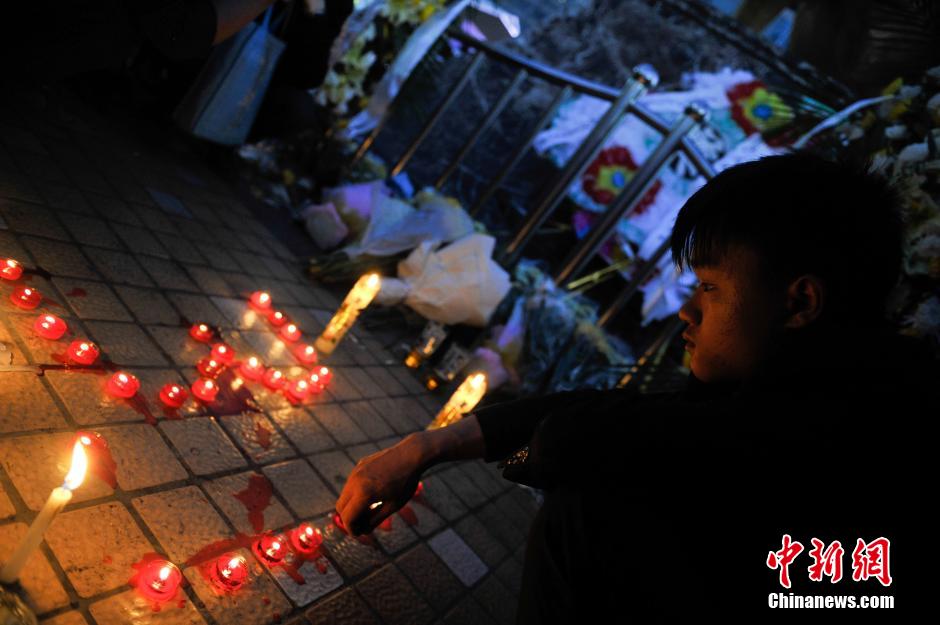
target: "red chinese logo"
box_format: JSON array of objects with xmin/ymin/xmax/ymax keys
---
[
  {"xmin": 807, "ymin": 538, "xmax": 844, "ymax": 583},
  {"xmin": 767, "ymin": 535, "xmax": 892, "ymax": 587},
  {"xmin": 766, "ymin": 534, "xmax": 804, "ymax": 589},
  {"xmin": 851, "ymin": 537, "xmax": 893, "ymax": 587}
]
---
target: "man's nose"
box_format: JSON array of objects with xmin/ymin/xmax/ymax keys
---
[{"xmin": 678, "ymin": 294, "xmax": 699, "ymax": 326}]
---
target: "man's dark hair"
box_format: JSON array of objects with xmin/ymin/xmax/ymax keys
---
[{"xmin": 670, "ymin": 152, "xmax": 904, "ymax": 327}]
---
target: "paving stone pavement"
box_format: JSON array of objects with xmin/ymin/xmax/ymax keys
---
[{"xmin": 0, "ymin": 83, "xmax": 536, "ymax": 625}]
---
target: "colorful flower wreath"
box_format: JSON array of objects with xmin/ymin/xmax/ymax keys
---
[
  {"xmin": 581, "ymin": 145, "xmax": 662, "ymax": 213},
  {"xmin": 726, "ymin": 80, "xmax": 793, "ymax": 136}
]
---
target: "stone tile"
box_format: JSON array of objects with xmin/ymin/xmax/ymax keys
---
[
  {"xmin": 57, "ymin": 212, "xmax": 122, "ymax": 248},
  {"xmin": 237, "ymin": 330, "xmax": 295, "ymax": 366},
  {"xmin": 84, "ymin": 320, "xmax": 169, "ymax": 365},
  {"xmin": 494, "ymin": 556, "xmax": 524, "ymax": 596},
  {"xmin": 3, "ymin": 311, "xmax": 77, "ymax": 364},
  {"xmin": 138, "ymin": 256, "xmax": 198, "ymax": 291},
  {"xmin": 115, "ymin": 286, "xmax": 179, "ymax": 324},
  {"xmin": 0, "ymin": 171, "xmax": 41, "ymax": 204},
  {"xmin": 0, "ymin": 432, "xmax": 114, "ymax": 510},
  {"xmin": 400, "ymin": 500, "xmax": 445, "ymax": 539},
  {"xmin": 95, "ymin": 424, "xmax": 189, "ymax": 490},
  {"xmin": 156, "ymin": 231, "xmax": 208, "ymax": 265},
  {"xmin": 307, "ymin": 450, "xmax": 355, "ymax": 495},
  {"xmin": 218, "ymin": 412, "xmax": 295, "ymax": 465},
  {"xmin": 89, "ymin": 589, "xmax": 208, "ymax": 625},
  {"xmin": 40, "ymin": 611, "xmax": 90, "ymax": 625},
  {"xmin": 0, "ymin": 199, "xmax": 68, "ymax": 239},
  {"xmin": 0, "ymin": 522, "xmax": 71, "ymax": 615},
  {"xmin": 209, "ymin": 296, "xmax": 262, "ymax": 330},
  {"xmin": 200, "ymin": 244, "xmax": 242, "ymax": 273},
  {"xmin": 321, "ymin": 368, "xmax": 363, "ymax": 401},
  {"xmin": 147, "ymin": 326, "xmax": 206, "ymax": 366},
  {"xmin": 475, "ymin": 502, "xmax": 526, "ymax": 551},
  {"xmin": 45, "ymin": 502, "xmax": 153, "ymax": 598},
  {"xmin": 309, "ymin": 404, "xmax": 368, "ymax": 446},
  {"xmin": 0, "ymin": 230, "xmax": 29, "ymax": 261},
  {"xmin": 0, "ymin": 371, "xmax": 67, "ymax": 433},
  {"xmin": 396, "ymin": 543, "xmax": 464, "ymax": 613},
  {"xmin": 341, "ymin": 368, "xmax": 386, "ymax": 399},
  {"xmin": 363, "ymin": 366, "xmax": 410, "ymax": 396},
  {"xmin": 165, "ymin": 292, "xmax": 228, "ymax": 328},
  {"xmin": 441, "ymin": 595, "xmax": 497, "ymax": 625},
  {"xmin": 112, "ymin": 223, "xmax": 169, "ymax": 258},
  {"xmin": 147, "ymin": 188, "xmax": 192, "ymax": 219},
  {"xmin": 44, "ymin": 368, "xmax": 159, "ymax": 425},
  {"xmin": 133, "ymin": 486, "xmax": 233, "ymax": 563},
  {"xmin": 454, "ymin": 516, "xmax": 507, "ymax": 568},
  {"xmin": 230, "ymin": 250, "xmax": 271, "ymax": 277},
  {"xmin": 371, "ymin": 514, "xmax": 418, "ymax": 555},
  {"xmin": 89, "ymin": 249, "xmax": 155, "ymax": 287},
  {"xmin": 87, "ymin": 193, "xmax": 141, "ymax": 225},
  {"xmin": 321, "ymin": 520, "xmax": 386, "ymax": 578},
  {"xmin": 21, "ymin": 236, "xmax": 97, "ymax": 279},
  {"xmin": 185, "ymin": 266, "xmax": 235, "ymax": 297},
  {"xmin": 418, "ymin": 476, "xmax": 468, "ymax": 523},
  {"xmin": 344, "ymin": 443, "xmax": 380, "ymax": 463},
  {"xmin": 268, "ymin": 407, "xmax": 335, "ymax": 454},
  {"xmin": 415, "ymin": 395, "xmax": 443, "ymax": 419},
  {"xmin": 262, "ymin": 459, "xmax": 334, "ymax": 518},
  {"xmin": 473, "ymin": 575, "xmax": 516, "ymax": 625},
  {"xmin": 427, "ymin": 529, "xmax": 488, "ymax": 588},
  {"xmin": 160, "ymin": 417, "xmax": 247, "ymax": 475},
  {"xmin": 460, "ymin": 462, "xmax": 507, "ymax": 501},
  {"xmin": 334, "ymin": 340, "xmax": 379, "ymax": 368},
  {"xmin": 50, "ymin": 277, "xmax": 132, "ymax": 321},
  {"xmin": 436, "ymin": 466, "xmax": 489, "ymax": 510},
  {"xmin": 367, "ymin": 397, "xmax": 426, "ymax": 435},
  {"xmin": 494, "ymin": 492, "xmax": 536, "ymax": 533},
  {"xmin": 357, "ymin": 564, "xmax": 435, "ymax": 625},
  {"xmin": 202, "ymin": 471, "xmax": 293, "ymax": 535},
  {"xmin": 341, "ymin": 401, "xmax": 394, "ymax": 440},
  {"xmin": 0, "ymin": 482, "xmax": 15, "ymax": 520},
  {"xmin": 136, "ymin": 205, "xmax": 176, "ymax": 233},
  {"xmin": 268, "ymin": 548, "xmax": 344, "ymax": 607},
  {"xmin": 39, "ymin": 184, "xmax": 93, "ymax": 215},
  {"xmin": 184, "ymin": 548, "xmax": 291, "ymax": 625},
  {"xmin": 305, "ymin": 587, "xmax": 380, "ymax": 625},
  {"xmin": 360, "ymin": 338, "xmax": 397, "ymax": 366}
]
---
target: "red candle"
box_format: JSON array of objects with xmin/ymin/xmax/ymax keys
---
[
  {"xmin": 254, "ymin": 534, "xmax": 288, "ymax": 564},
  {"xmin": 211, "ymin": 554, "xmax": 248, "ymax": 591},
  {"xmin": 238, "ymin": 356, "xmax": 265, "ymax": 381},
  {"xmin": 192, "ymin": 378, "xmax": 219, "ymax": 402},
  {"xmin": 67, "ymin": 340, "xmax": 99, "ymax": 365},
  {"xmin": 196, "ymin": 357, "xmax": 225, "ymax": 378},
  {"xmin": 107, "ymin": 371, "xmax": 140, "ymax": 399},
  {"xmin": 291, "ymin": 523, "xmax": 323, "ymax": 553},
  {"xmin": 279, "ymin": 323, "xmax": 301, "ymax": 343},
  {"xmin": 159, "ymin": 383, "xmax": 188, "ymax": 408},
  {"xmin": 189, "ymin": 322, "xmax": 213, "ymax": 342},
  {"xmin": 414, "ymin": 481, "xmax": 424, "ymax": 498},
  {"xmin": 331, "ymin": 512, "xmax": 348, "ymax": 535},
  {"xmin": 285, "ymin": 379, "xmax": 310, "ymax": 402},
  {"xmin": 249, "ymin": 291, "xmax": 272, "ymax": 312},
  {"xmin": 317, "ymin": 366, "xmax": 333, "ymax": 387},
  {"xmin": 267, "ymin": 310, "xmax": 288, "ymax": 327},
  {"xmin": 138, "ymin": 560, "xmax": 182, "ymax": 602},
  {"xmin": 262, "ymin": 368, "xmax": 286, "ymax": 390},
  {"xmin": 293, "ymin": 343, "xmax": 318, "ymax": 364},
  {"xmin": 1, "ymin": 258, "xmax": 23, "ymax": 280},
  {"xmin": 210, "ymin": 343, "xmax": 235, "ymax": 365},
  {"xmin": 10, "ymin": 286, "xmax": 41, "ymax": 310},
  {"xmin": 307, "ymin": 372, "xmax": 324, "ymax": 394},
  {"xmin": 33, "ymin": 314, "xmax": 68, "ymax": 340}
]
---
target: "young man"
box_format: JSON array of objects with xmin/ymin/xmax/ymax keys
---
[{"xmin": 336, "ymin": 154, "xmax": 938, "ymax": 620}]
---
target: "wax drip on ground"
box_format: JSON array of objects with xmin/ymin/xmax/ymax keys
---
[{"xmin": 233, "ymin": 474, "xmax": 274, "ymax": 533}]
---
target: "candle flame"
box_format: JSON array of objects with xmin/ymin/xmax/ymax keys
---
[
  {"xmin": 158, "ymin": 566, "xmax": 171, "ymax": 581},
  {"xmin": 171, "ymin": 386, "xmax": 179, "ymax": 394},
  {"xmin": 369, "ymin": 501, "xmax": 383, "ymax": 510},
  {"xmin": 470, "ymin": 373, "xmax": 486, "ymax": 389},
  {"xmin": 272, "ymin": 371, "xmax": 282, "ymax": 380},
  {"xmin": 304, "ymin": 526, "xmax": 314, "ymax": 536},
  {"xmin": 260, "ymin": 293, "xmax": 269, "ymax": 303},
  {"xmin": 305, "ymin": 346, "xmax": 314, "ymax": 355},
  {"xmin": 248, "ymin": 357, "xmax": 259, "ymax": 367},
  {"xmin": 205, "ymin": 380, "xmax": 214, "ymax": 389},
  {"xmin": 6, "ymin": 259, "xmax": 15, "ymax": 267},
  {"xmin": 63, "ymin": 440, "xmax": 88, "ymax": 490},
  {"xmin": 199, "ymin": 324, "xmax": 208, "ymax": 332},
  {"xmin": 44, "ymin": 315, "xmax": 54, "ymax": 323},
  {"xmin": 230, "ymin": 378, "xmax": 244, "ymax": 391},
  {"xmin": 217, "ymin": 346, "xmax": 227, "ymax": 354},
  {"xmin": 23, "ymin": 288, "xmax": 32, "ymax": 295},
  {"xmin": 80, "ymin": 435, "xmax": 92, "ymax": 445},
  {"xmin": 228, "ymin": 557, "xmax": 242, "ymax": 569},
  {"xmin": 297, "ymin": 380, "xmax": 308, "ymax": 390},
  {"xmin": 310, "ymin": 374, "xmax": 319, "ymax": 383},
  {"xmin": 287, "ymin": 324, "xmax": 297, "ymax": 333},
  {"xmin": 79, "ymin": 342, "xmax": 89, "ymax": 351},
  {"xmin": 319, "ymin": 366, "xmax": 329, "ymax": 375},
  {"xmin": 366, "ymin": 273, "xmax": 380, "ymax": 289},
  {"xmin": 118, "ymin": 373, "xmax": 128, "ymax": 383}
]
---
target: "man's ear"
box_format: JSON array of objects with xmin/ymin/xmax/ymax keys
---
[{"xmin": 783, "ymin": 275, "xmax": 825, "ymax": 329}]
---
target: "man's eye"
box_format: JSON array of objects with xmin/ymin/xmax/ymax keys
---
[{"xmin": 700, "ymin": 284, "xmax": 715, "ymax": 292}]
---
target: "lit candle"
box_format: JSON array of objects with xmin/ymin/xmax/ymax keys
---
[
  {"xmin": 1, "ymin": 258, "xmax": 23, "ymax": 280},
  {"xmin": 307, "ymin": 372, "xmax": 323, "ymax": 394},
  {"xmin": 0, "ymin": 440, "xmax": 88, "ymax": 583},
  {"xmin": 191, "ymin": 378, "xmax": 219, "ymax": 402},
  {"xmin": 67, "ymin": 339, "xmax": 99, "ymax": 365},
  {"xmin": 212, "ymin": 554, "xmax": 248, "ymax": 591},
  {"xmin": 196, "ymin": 357, "xmax": 225, "ymax": 378},
  {"xmin": 262, "ymin": 367, "xmax": 286, "ymax": 390},
  {"xmin": 285, "ymin": 379, "xmax": 310, "ymax": 402},
  {"xmin": 429, "ymin": 372, "xmax": 487, "ymax": 429},
  {"xmin": 317, "ymin": 366, "xmax": 333, "ymax": 387},
  {"xmin": 33, "ymin": 314, "xmax": 68, "ymax": 340},
  {"xmin": 10, "ymin": 286, "xmax": 41, "ymax": 310},
  {"xmin": 291, "ymin": 523, "xmax": 322, "ymax": 553},
  {"xmin": 210, "ymin": 343, "xmax": 235, "ymax": 365},
  {"xmin": 279, "ymin": 323, "xmax": 301, "ymax": 343},
  {"xmin": 139, "ymin": 561, "xmax": 182, "ymax": 602},
  {"xmin": 314, "ymin": 273, "xmax": 381, "ymax": 355},
  {"xmin": 248, "ymin": 291, "xmax": 272, "ymax": 312},
  {"xmin": 267, "ymin": 310, "xmax": 288, "ymax": 327},
  {"xmin": 293, "ymin": 343, "xmax": 318, "ymax": 364},
  {"xmin": 159, "ymin": 383, "xmax": 188, "ymax": 408},
  {"xmin": 238, "ymin": 356, "xmax": 265, "ymax": 381},
  {"xmin": 107, "ymin": 372, "xmax": 141, "ymax": 399},
  {"xmin": 189, "ymin": 322, "xmax": 213, "ymax": 342},
  {"xmin": 254, "ymin": 534, "xmax": 287, "ymax": 564}
]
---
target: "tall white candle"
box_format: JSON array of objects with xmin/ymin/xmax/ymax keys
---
[{"xmin": 0, "ymin": 441, "xmax": 87, "ymax": 584}]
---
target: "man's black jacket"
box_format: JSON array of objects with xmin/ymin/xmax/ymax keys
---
[{"xmin": 473, "ymin": 325, "xmax": 938, "ymax": 620}]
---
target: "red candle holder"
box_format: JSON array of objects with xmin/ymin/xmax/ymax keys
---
[
  {"xmin": 317, "ymin": 366, "xmax": 333, "ymax": 387},
  {"xmin": 291, "ymin": 523, "xmax": 323, "ymax": 553},
  {"xmin": 138, "ymin": 560, "xmax": 182, "ymax": 602},
  {"xmin": 196, "ymin": 357, "xmax": 225, "ymax": 378},
  {"xmin": 210, "ymin": 343, "xmax": 235, "ymax": 365},
  {"xmin": 331, "ymin": 512, "xmax": 348, "ymax": 535},
  {"xmin": 267, "ymin": 310, "xmax": 288, "ymax": 327},
  {"xmin": 279, "ymin": 323, "xmax": 301, "ymax": 343},
  {"xmin": 249, "ymin": 291, "xmax": 272, "ymax": 312},
  {"xmin": 262, "ymin": 368, "xmax": 286, "ymax": 391},
  {"xmin": 1, "ymin": 258, "xmax": 23, "ymax": 281},
  {"xmin": 33, "ymin": 314, "xmax": 68, "ymax": 340},
  {"xmin": 192, "ymin": 378, "xmax": 219, "ymax": 403},
  {"xmin": 107, "ymin": 372, "xmax": 140, "ymax": 399},
  {"xmin": 285, "ymin": 379, "xmax": 310, "ymax": 402},
  {"xmin": 414, "ymin": 481, "xmax": 424, "ymax": 498},
  {"xmin": 210, "ymin": 554, "xmax": 248, "ymax": 592},
  {"xmin": 67, "ymin": 340, "xmax": 99, "ymax": 365},
  {"xmin": 189, "ymin": 322, "xmax": 213, "ymax": 342},
  {"xmin": 254, "ymin": 534, "xmax": 288, "ymax": 565},
  {"xmin": 238, "ymin": 356, "xmax": 265, "ymax": 381},
  {"xmin": 293, "ymin": 344, "xmax": 318, "ymax": 364},
  {"xmin": 159, "ymin": 383, "xmax": 188, "ymax": 408},
  {"xmin": 10, "ymin": 286, "xmax": 41, "ymax": 310}
]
